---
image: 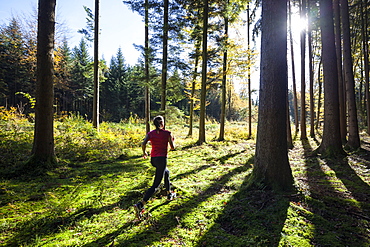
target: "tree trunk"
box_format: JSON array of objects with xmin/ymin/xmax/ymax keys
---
[
  {"xmin": 253, "ymin": 0, "xmax": 293, "ymax": 191},
  {"xmin": 188, "ymin": 43, "xmax": 200, "ymax": 137},
  {"xmin": 30, "ymin": 0, "xmax": 57, "ymax": 167},
  {"xmin": 161, "ymin": 0, "xmax": 169, "ymax": 120},
  {"xmin": 219, "ymin": 14, "xmax": 228, "ymax": 141},
  {"xmin": 308, "ymin": 0, "xmax": 315, "ymax": 138},
  {"xmin": 340, "ymin": 0, "xmax": 360, "ymax": 149},
  {"xmin": 93, "ymin": 0, "xmax": 100, "ymax": 130},
  {"xmin": 247, "ymin": 4, "xmax": 252, "ymax": 138},
  {"xmin": 145, "ymin": 0, "xmax": 150, "ymax": 133},
  {"xmin": 316, "ymin": 59, "xmax": 323, "ymax": 130},
  {"xmin": 188, "ymin": 6, "xmax": 202, "ymax": 137},
  {"xmin": 288, "ymin": 0, "xmax": 299, "ymax": 135},
  {"xmin": 300, "ymin": 0, "xmax": 307, "ymax": 140},
  {"xmin": 287, "ymin": 95, "xmax": 293, "ymax": 149},
  {"xmin": 317, "ymin": 0, "xmax": 345, "ymax": 156},
  {"xmin": 198, "ymin": 0, "xmax": 208, "ymax": 144},
  {"xmin": 361, "ymin": 0, "xmax": 370, "ymax": 134},
  {"xmin": 358, "ymin": 57, "xmax": 364, "ymax": 120},
  {"xmin": 333, "ymin": 0, "xmax": 346, "ymax": 142}
]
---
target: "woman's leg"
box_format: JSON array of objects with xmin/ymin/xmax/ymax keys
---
[
  {"xmin": 164, "ymin": 167, "xmax": 176, "ymax": 200},
  {"xmin": 164, "ymin": 167, "xmax": 170, "ymax": 191},
  {"xmin": 143, "ymin": 157, "xmax": 167, "ymax": 202}
]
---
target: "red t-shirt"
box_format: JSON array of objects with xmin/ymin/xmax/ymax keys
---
[{"xmin": 148, "ymin": 129, "xmax": 171, "ymax": 157}]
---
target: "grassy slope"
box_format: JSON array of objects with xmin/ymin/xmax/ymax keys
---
[{"xmin": 0, "ymin": 118, "xmax": 369, "ymax": 246}]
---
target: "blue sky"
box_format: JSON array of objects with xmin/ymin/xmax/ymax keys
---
[{"xmin": 0, "ymin": 0, "xmax": 144, "ymax": 65}]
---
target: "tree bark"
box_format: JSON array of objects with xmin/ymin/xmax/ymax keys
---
[
  {"xmin": 316, "ymin": 59, "xmax": 323, "ymax": 130},
  {"xmin": 145, "ymin": 0, "xmax": 150, "ymax": 133},
  {"xmin": 300, "ymin": 0, "xmax": 307, "ymax": 140},
  {"xmin": 308, "ymin": 0, "xmax": 315, "ymax": 138},
  {"xmin": 340, "ymin": 0, "xmax": 360, "ymax": 149},
  {"xmin": 187, "ymin": 6, "xmax": 202, "ymax": 137},
  {"xmin": 247, "ymin": 4, "xmax": 252, "ymax": 138},
  {"xmin": 317, "ymin": 0, "xmax": 345, "ymax": 156},
  {"xmin": 198, "ymin": 0, "xmax": 208, "ymax": 144},
  {"xmin": 30, "ymin": 0, "xmax": 57, "ymax": 166},
  {"xmin": 288, "ymin": 0, "xmax": 299, "ymax": 135},
  {"xmin": 93, "ymin": 0, "xmax": 100, "ymax": 130},
  {"xmin": 360, "ymin": 0, "xmax": 370, "ymax": 134},
  {"xmin": 287, "ymin": 95, "xmax": 293, "ymax": 149},
  {"xmin": 219, "ymin": 13, "xmax": 228, "ymax": 141},
  {"xmin": 188, "ymin": 43, "xmax": 200, "ymax": 137},
  {"xmin": 253, "ymin": 0, "xmax": 293, "ymax": 191},
  {"xmin": 333, "ymin": 0, "xmax": 346, "ymax": 142},
  {"xmin": 161, "ymin": 0, "xmax": 169, "ymax": 120}
]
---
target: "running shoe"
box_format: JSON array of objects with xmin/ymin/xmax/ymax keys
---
[
  {"xmin": 167, "ymin": 191, "xmax": 177, "ymax": 200},
  {"xmin": 133, "ymin": 202, "xmax": 145, "ymax": 219}
]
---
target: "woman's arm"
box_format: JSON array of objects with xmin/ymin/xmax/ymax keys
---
[
  {"xmin": 142, "ymin": 134, "xmax": 149, "ymax": 158},
  {"xmin": 169, "ymin": 134, "xmax": 175, "ymax": 150}
]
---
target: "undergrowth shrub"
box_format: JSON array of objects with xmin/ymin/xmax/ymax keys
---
[
  {"xmin": 55, "ymin": 114, "xmax": 145, "ymax": 161},
  {"xmin": 0, "ymin": 107, "xmax": 33, "ymax": 174},
  {"xmin": 225, "ymin": 122, "xmax": 256, "ymax": 140},
  {"xmin": 0, "ymin": 107, "xmax": 33, "ymax": 138},
  {"xmin": 0, "ymin": 111, "xmax": 147, "ymax": 175}
]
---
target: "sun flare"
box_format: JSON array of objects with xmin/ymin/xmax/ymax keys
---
[{"xmin": 290, "ymin": 14, "xmax": 308, "ymax": 33}]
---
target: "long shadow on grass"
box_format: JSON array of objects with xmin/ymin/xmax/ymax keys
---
[
  {"xmin": 0, "ymin": 156, "xmax": 147, "ymax": 206},
  {"xmin": 4, "ymin": 158, "xmax": 151, "ymax": 246},
  {"xmin": 5, "ymin": 201, "xmax": 128, "ymax": 246},
  {"xmin": 82, "ymin": 159, "xmax": 254, "ymax": 246},
  {"xmin": 301, "ymin": 140, "xmax": 370, "ymax": 246},
  {"xmin": 5, "ymin": 189, "xmax": 147, "ymax": 246},
  {"xmin": 69, "ymin": 156, "xmax": 146, "ymax": 180},
  {"xmin": 207, "ymin": 150, "xmax": 247, "ymax": 165},
  {"xmin": 326, "ymin": 154, "xmax": 370, "ymax": 210},
  {"xmin": 196, "ymin": 167, "xmax": 290, "ymax": 246},
  {"xmin": 172, "ymin": 164, "xmax": 213, "ymax": 181}
]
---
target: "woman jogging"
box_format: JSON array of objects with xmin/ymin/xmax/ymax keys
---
[{"xmin": 134, "ymin": 115, "xmax": 176, "ymax": 219}]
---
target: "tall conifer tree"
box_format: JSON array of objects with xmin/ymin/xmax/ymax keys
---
[
  {"xmin": 29, "ymin": 0, "xmax": 57, "ymax": 168},
  {"xmin": 253, "ymin": 0, "xmax": 293, "ymax": 191},
  {"xmin": 317, "ymin": 0, "xmax": 345, "ymax": 156}
]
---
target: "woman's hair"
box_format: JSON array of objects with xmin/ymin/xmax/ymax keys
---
[{"xmin": 153, "ymin": 116, "xmax": 164, "ymax": 129}]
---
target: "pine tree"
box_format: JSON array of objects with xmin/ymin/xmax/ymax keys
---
[
  {"xmin": 317, "ymin": 0, "xmax": 345, "ymax": 156},
  {"xmin": 184, "ymin": 1, "xmax": 203, "ymax": 137},
  {"xmin": 0, "ymin": 18, "xmax": 32, "ymax": 108},
  {"xmin": 340, "ymin": 0, "xmax": 360, "ymax": 149},
  {"xmin": 253, "ymin": 0, "xmax": 293, "ymax": 191},
  {"xmin": 28, "ymin": 0, "xmax": 57, "ymax": 169},
  {"xmin": 93, "ymin": 0, "xmax": 100, "ymax": 129},
  {"xmin": 54, "ymin": 38, "xmax": 73, "ymax": 114},
  {"xmin": 198, "ymin": 0, "xmax": 209, "ymax": 144},
  {"xmin": 102, "ymin": 48, "xmax": 129, "ymax": 121},
  {"xmin": 70, "ymin": 39, "xmax": 93, "ymax": 117},
  {"xmin": 300, "ymin": 0, "xmax": 307, "ymax": 140}
]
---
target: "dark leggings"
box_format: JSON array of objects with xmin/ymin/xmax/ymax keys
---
[{"xmin": 143, "ymin": 157, "xmax": 170, "ymax": 202}]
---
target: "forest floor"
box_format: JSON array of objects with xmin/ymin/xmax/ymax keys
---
[{"xmin": 0, "ymin": 118, "xmax": 369, "ymax": 246}]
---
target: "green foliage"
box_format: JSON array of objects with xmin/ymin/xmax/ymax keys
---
[
  {"xmin": 78, "ymin": 6, "xmax": 95, "ymax": 42},
  {"xmin": 54, "ymin": 113, "xmax": 145, "ymax": 162},
  {"xmin": 15, "ymin": 92, "xmax": 36, "ymax": 108},
  {"xmin": 101, "ymin": 48, "xmax": 142, "ymax": 122},
  {"xmin": 0, "ymin": 18, "xmax": 35, "ymax": 107},
  {"xmin": 0, "ymin": 107, "xmax": 33, "ymax": 175}
]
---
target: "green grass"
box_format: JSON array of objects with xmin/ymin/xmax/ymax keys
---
[{"xmin": 0, "ymin": 110, "xmax": 369, "ymax": 246}]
